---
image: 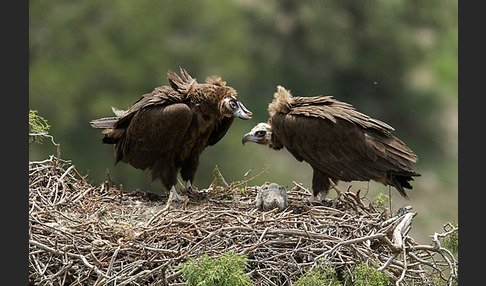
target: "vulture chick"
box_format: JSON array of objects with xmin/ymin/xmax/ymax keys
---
[
  {"xmin": 91, "ymin": 67, "xmax": 252, "ymax": 202},
  {"xmin": 255, "ymin": 182, "xmax": 288, "ymax": 212},
  {"xmin": 242, "ymin": 86, "xmax": 420, "ymax": 201}
]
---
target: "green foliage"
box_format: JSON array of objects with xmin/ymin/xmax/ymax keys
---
[
  {"xmin": 294, "ymin": 266, "xmax": 342, "ymax": 286},
  {"xmin": 433, "ymin": 275, "xmax": 458, "ymax": 286},
  {"xmin": 440, "ymin": 221, "xmax": 458, "ymax": 255},
  {"xmin": 372, "ymin": 192, "xmax": 390, "ymax": 209},
  {"xmin": 29, "ymin": 110, "xmax": 51, "ymax": 144},
  {"xmin": 212, "ymin": 167, "xmax": 225, "ymax": 187},
  {"xmin": 295, "ymin": 263, "xmax": 389, "ymax": 286},
  {"xmin": 345, "ymin": 263, "xmax": 389, "ymax": 286},
  {"xmin": 232, "ymin": 181, "xmax": 246, "ymax": 192},
  {"xmin": 178, "ymin": 252, "xmax": 252, "ymax": 286},
  {"xmin": 210, "ymin": 167, "xmax": 232, "ymax": 200}
]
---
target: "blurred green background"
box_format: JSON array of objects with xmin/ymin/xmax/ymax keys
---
[{"xmin": 29, "ymin": 0, "xmax": 457, "ymax": 242}]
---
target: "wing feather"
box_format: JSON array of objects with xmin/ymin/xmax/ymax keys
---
[
  {"xmin": 168, "ymin": 67, "xmax": 196, "ymax": 93},
  {"xmin": 112, "ymin": 85, "xmax": 186, "ymax": 130},
  {"xmin": 289, "ymin": 96, "xmax": 394, "ymax": 133},
  {"xmin": 207, "ymin": 116, "xmax": 235, "ymax": 146},
  {"xmin": 116, "ymin": 103, "xmax": 193, "ymax": 168},
  {"xmin": 270, "ymin": 112, "xmax": 417, "ymax": 182}
]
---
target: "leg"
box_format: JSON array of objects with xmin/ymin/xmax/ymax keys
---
[
  {"xmin": 181, "ymin": 158, "xmax": 206, "ymax": 199},
  {"xmin": 180, "ymin": 157, "xmax": 199, "ymax": 185},
  {"xmin": 311, "ymin": 168, "xmax": 331, "ymax": 202},
  {"xmin": 151, "ymin": 159, "xmax": 186, "ymax": 202}
]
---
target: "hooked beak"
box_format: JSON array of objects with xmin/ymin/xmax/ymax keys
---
[
  {"xmin": 242, "ymin": 132, "xmax": 258, "ymax": 145},
  {"xmin": 234, "ymin": 101, "xmax": 252, "ymax": 120}
]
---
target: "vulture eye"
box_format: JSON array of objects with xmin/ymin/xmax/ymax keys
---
[
  {"xmin": 229, "ymin": 101, "xmax": 237, "ymax": 109},
  {"xmin": 255, "ymin": 130, "xmax": 266, "ymax": 137}
]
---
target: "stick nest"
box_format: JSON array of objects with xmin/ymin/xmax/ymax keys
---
[{"xmin": 29, "ymin": 154, "xmax": 457, "ymax": 285}]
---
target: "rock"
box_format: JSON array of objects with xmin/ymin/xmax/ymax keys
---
[{"xmin": 255, "ymin": 182, "xmax": 288, "ymax": 212}]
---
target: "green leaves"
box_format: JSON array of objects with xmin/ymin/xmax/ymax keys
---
[
  {"xmin": 294, "ymin": 265, "xmax": 342, "ymax": 286},
  {"xmin": 345, "ymin": 263, "xmax": 389, "ymax": 286},
  {"xmin": 178, "ymin": 252, "xmax": 252, "ymax": 286},
  {"xmin": 295, "ymin": 262, "xmax": 388, "ymax": 286},
  {"xmin": 29, "ymin": 110, "xmax": 51, "ymax": 144},
  {"xmin": 440, "ymin": 220, "xmax": 458, "ymax": 256}
]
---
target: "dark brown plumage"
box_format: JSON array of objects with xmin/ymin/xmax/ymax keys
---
[
  {"xmin": 91, "ymin": 67, "xmax": 252, "ymax": 201},
  {"xmin": 242, "ymin": 86, "xmax": 420, "ymax": 201}
]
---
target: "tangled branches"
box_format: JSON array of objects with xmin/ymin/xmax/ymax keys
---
[{"xmin": 29, "ymin": 155, "xmax": 457, "ymax": 285}]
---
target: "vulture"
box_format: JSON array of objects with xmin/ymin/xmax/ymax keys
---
[
  {"xmin": 91, "ymin": 67, "xmax": 252, "ymax": 201},
  {"xmin": 242, "ymin": 86, "xmax": 420, "ymax": 201},
  {"xmin": 255, "ymin": 182, "xmax": 289, "ymax": 212}
]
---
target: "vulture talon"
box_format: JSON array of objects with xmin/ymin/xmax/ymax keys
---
[
  {"xmin": 302, "ymin": 194, "xmax": 324, "ymax": 205},
  {"xmin": 170, "ymin": 186, "xmax": 186, "ymax": 203},
  {"xmin": 184, "ymin": 181, "xmax": 206, "ymax": 200},
  {"xmin": 303, "ymin": 197, "xmax": 328, "ymax": 207}
]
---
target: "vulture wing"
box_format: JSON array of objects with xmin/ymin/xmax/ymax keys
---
[
  {"xmin": 112, "ymin": 67, "xmax": 194, "ymax": 130},
  {"xmin": 206, "ymin": 116, "xmax": 235, "ymax": 146},
  {"xmin": 115, "ymin": 103, "xmax": 193, "ymax": 169},
  {"xmin": 271, "ymin": 96, "xmax": 418, "ymax": 182},
  {"xmin": 290, "ymin": 96, "xmax": 395, "ymax": 134}
]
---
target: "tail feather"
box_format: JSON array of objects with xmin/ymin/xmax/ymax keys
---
[
  {"xmin": 90, "ymin": 117, "xmax": 119, "ymax": 129},
  {"xmin": 391, "ymin": 172, "xmax": 421, "ymax": 199},
  {"xmin": 91, "ymin": 108, "xmax": 127, "ymax": 145}
]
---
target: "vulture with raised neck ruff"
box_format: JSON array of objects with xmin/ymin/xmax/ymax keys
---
[
  {"xmin": 91, "ymin": 67, "xmax": 252, "ymax": 201},
  {"xmin": 242, "ymin": 86, "xmax": 420, "ymax": 201}
]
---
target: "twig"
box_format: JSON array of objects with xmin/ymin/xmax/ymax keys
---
[
  {"xmin": 392, "ymin": 213, "xmax": 416, "ymax": 249},
  {"xmin": 106, "ymin": 246, "xmax": 121, "ymax": 277},
  {"xmin": 313, "ymin": 233, "xmax": 386, "ymax": 265},
  {"xmin": 328, "ymin": 178, "xmax": 343, "ymax": 198},
  {"xmin": 396, "ymin": 237, "xmax": 408, "ymax": 285},
  {"xmin": 145, "ymin": 191, "xmax": 173, "ymax": 227},
  {"xmin": 244, "ymin": 168, "xmax": 252, "ymax": 189},
  {"xmin": 72, "ymin": 187, "xmax": 95, "ymax": 203},
  {"xmin": 241, "ymin": 164, "xmax": 270, "ymax": 184},
  {"xmin": 213, "ymin": 165, "xmax": 229, "ymax": 188},
  {"xmin": 377, "ymin": 252, "xmax": 399, "ymax": 271},
  {"xmin": 29, "ymin": 240, "xmax": 108, "ymax": 279},
  {"xmin": 106, "ymin": 168, "xmax": 116, "ymax": 186},
  {"xmin": 292, "ymin": 181, "xmax": 311, "ymax": 195}
]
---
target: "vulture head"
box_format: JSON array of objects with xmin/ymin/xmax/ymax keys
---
[
  {"xmin": 201, "ymin": 76, "xmax": 252, "ymax": 120},
  {"xmin": 242, "ymin": 122, "xmax": 272, "ymax": 145},
  {"xmin": 221, "ymin": 95, "xmax": 253, "ymax": 120}
]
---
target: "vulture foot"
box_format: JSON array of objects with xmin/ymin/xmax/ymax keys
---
[
  {"xmin": 184, "ymin": 181, "xmax": 207, "ymax": 200},
  {"xmin": 303, "ymin": 197, "xmax": 324, "ymax": 206},
  {"xmin": 303, "ymin": 194, "xmax": 331, "ymax": 206},
  {"xmin": 170, "ymin": 186, "xmax": 186, "ymax": 203}
]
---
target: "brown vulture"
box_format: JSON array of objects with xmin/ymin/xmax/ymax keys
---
[
  {"xmin": 90, "ymin": 67, "xmax": 252, "ymax": 201},
  {"xmin": 242, "ymin": 86, "xmax": 420, "ymax": 201}
]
